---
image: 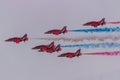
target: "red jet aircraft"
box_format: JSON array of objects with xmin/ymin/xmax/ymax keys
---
[
  {"xmin": 32, "ymin": 41, "xmax": 55, "ymax": 50},
  {"xmin": 58, "ymin": 49, "xmax": 81, "ymax": 58},
  {"xmin": 5, "ymin": 34, "xmax": 28, "ymax": 44},
  {"xmin": 39, "ymin": 44, "xmax": 61, "ymax": 53},
  {"xmin": 83, "ymin": 18, "xmax": 106, "ymax": 27},
  {"xmin": 32, "ymin": 42, "xmax": 61, "ymax": 53},
  {"xmin": 44, "ymin": 26, "xmax": 67, "ymax": 35}
]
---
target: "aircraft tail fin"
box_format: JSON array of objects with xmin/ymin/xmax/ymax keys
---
[
  {"xmin": 75, "ymin": 49, "xmax": 81, "ymax": 57},
  {"xmin": 55, "ymin": 44, "xmax": 61, "ymax": 52},
  {"xmin": 21, "ymin": 34, "xmax": 28, "ymax": 42},
  {"xmin": 61, "ymin": 26, "xmax": 67, "ymax": 33},
  {"xmin": 99, "ymin": 18, "xmax": 106, "ymax": 25},
  {"xmin": 48, "ymin": 41, "xmax": 54, "ymax": 48}
]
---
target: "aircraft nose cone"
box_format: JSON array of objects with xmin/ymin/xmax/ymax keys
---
[
  {"xmin": 57, "ymin": 55, "xmax": 61, "ymax": 57},
  {"xmin": 5, "ymin": 39, "xmax": 10, "ymax": 42},
  {"xmin": 32, "ymin": 46, "xmax": 40, "ymax": 49},
  {"xmin": 5, "ymin": 39, "xmax": 8, "ymax": 41},
  {"xmin": 44, "ymin": 31, "xmax": 48, "ymax": 34},
  {"xmin": 58, "ymin": 54, "xmax": 63, "ymax": 57},
  {"xmin": 83, "ymin": 23, "xmax": 87, "ymax": 26},
  {"xmin": 32, "ymin": 47, "xmax": 35, "ymax": 49}
]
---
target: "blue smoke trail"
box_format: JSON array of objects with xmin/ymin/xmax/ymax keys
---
[
  {"xmin": 69, "ymin": 27, "xmax": 120, "ymax": 33},
  {"xmin": 61, "ymin": 42, "xmax": 120, "ymax": 48}
]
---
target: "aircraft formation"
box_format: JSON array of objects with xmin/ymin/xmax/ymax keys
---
[{"xmin": 5, "ymin": 18, "xmax": 120, "ymax": 58}]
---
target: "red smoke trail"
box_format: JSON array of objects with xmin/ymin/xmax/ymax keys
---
[
  {"xmin": 84, "ymin": 51, "xmax": 120, "ymax": 56},
  {"xmin": 107, "ymin": 22, "xmax": 120, "ymax": 24}
]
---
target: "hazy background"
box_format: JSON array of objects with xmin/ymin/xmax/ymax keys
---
[{"xmin": 0, "ymin": 0, "xmax": 120, "ymax": 80}]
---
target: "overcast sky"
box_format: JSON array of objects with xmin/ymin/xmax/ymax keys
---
[{"xmin": 0, "ymin": 0, "xmax": 120, "ymax": 80}]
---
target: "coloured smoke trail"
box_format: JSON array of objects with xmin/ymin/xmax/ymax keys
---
[
  {"xmin": 107, "ymin": 22, "xmax": 120, "ymax": 24},
  {"xmin": 83, "ymin": 51, "xmax": 120, "ymax": 56},
  {"xmin": 61, "ymin": 42, "xmax": 120, "ymax": 48},
  {"xmin": 43, "ymin": 26, "xmax": 120, "ymax": 36},
  {"xmin": 69, "ymin": 27, "xmax": 120, "ymax": 33}
]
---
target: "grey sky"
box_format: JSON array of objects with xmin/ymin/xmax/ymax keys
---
[{"xmin": 0, "ymin": 0, "xmax": 120, "ymax": 80}]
